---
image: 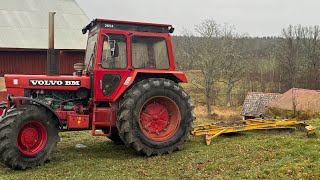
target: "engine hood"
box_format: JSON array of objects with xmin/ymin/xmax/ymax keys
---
[{"xmin": 4, "ymin": 74, "xmax": 91, "ymax": 91}]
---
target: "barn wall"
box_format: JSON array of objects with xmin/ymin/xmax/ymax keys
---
[
  {"xmin": 0, "ymin": 91, "xmax": 6, "ymax": 101},
  {"xmin": 60, "ymin": 51, "xmax": 85, "ymax": 75},
  {"xmin": 0, "ymin": 51, "xmax": 46, "ymax": 76},
  {"xmin": 0, "ymin": 50, "xmax": 85, "ymax": 76}
]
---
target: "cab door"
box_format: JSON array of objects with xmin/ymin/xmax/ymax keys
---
[{"xmin": 93, "ymin": 31, "xmax": 131, "ymax": 101}]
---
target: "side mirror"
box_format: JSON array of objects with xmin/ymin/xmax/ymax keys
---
[
  {"xmin": 103, "ymin": 34, "xmax": 119, "ymax": 58},
  {"xmin": 109, "ymin": 40, "xmax": 119, "ymax": 58}
]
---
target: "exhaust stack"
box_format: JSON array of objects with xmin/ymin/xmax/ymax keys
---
[{"xmin": 47, "ymin": 12, "xmax": 60, "ymax": 76}]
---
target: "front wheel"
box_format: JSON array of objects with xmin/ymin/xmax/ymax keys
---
[
  {"xmin": 0, "ymin": 105, "xmax": 59, "ymax": 169},
  {"xmin": 117, "ymin": 78, "xmax": 195, "ymax": 156}
]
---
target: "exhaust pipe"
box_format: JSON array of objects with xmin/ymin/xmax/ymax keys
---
[{"xmin": 47, "ymin": 12, "xmax": 60, "ymax": 76}]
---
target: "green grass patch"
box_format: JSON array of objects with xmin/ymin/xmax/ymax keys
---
[{"xmin": 1, "ymin": 119, "xmax": 320, "ymax": 179}]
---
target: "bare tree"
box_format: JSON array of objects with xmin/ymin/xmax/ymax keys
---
[
  {"xmin": 172, "ymin": 29, "xmax": 197, "ymax": 70},
  {"xmin": 181, "ymin": 19, "xmax": 221, "ymax": 118},
  {"xmin": 275, "ymin": 25, "xmax": 320, "ymax": 90},
  {"xmin": 300, "ymin": 26, "xmax": 320, "ymax": 89},
  {"xmin": 276, "ymin": 25, "xmax": 304, "ymax": 90},
  {"xmin": 217, "ymin": 25, "xmax": 250, "ymax": 106}
]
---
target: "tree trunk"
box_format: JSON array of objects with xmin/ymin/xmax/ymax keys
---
[
  {"xmin": 206, "ymin": 103, "xmax": 212, "ymax": 119},
  {"xmin": 225, "ymin": 85, "xmax": 232, "ymax": 107},
  {"xmin": 206, "ymin": 96, "xmax": 212, "ymax": 119}
]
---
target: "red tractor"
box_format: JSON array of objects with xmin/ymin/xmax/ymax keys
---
[{"xmin": 0, "ymin": 18, "xmax": 195, "ymax": 170}]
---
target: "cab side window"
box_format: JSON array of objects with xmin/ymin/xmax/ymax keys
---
[
  {"xmin": 101, "ymin": 34, "xmax": 127, "ymax": 69},
  {"xmin": 131, "ymin": 36, "xmax": 170, "ymax": 69}
]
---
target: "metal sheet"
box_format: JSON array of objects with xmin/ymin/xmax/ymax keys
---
[{"xmin": 0, "ymin": 0, "xmax": 89, "ymax": 49}]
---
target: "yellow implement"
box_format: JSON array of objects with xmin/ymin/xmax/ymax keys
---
[{"xmin": 191, "ymin": 119, "xmax": 316, "ymax": 145}]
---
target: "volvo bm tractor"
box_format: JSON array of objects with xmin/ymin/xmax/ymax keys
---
[{"xmin": 0, "ymin": 17, "xmax": 195, "ymax": 170}]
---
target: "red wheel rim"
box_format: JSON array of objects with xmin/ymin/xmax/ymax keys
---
[
  {"xmin": 16, "ymin": 121, "xmax": 47, "ymax": 155},
  {"xmin": 139, "ymin": 96, "xmax": 181, "ymax": 141}
]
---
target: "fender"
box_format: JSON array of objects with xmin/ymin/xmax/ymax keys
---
[
  {"xmin": 112, "ymin": 69, "xmax": 188, "ymax": 101},
  {"xmin": 8, "ymin": 96, "xmax": 63, "ymax": 129}
]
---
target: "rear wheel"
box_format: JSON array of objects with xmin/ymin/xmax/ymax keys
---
[
  {"xmin": 102, "ymin": 127, "xmax": 124, "ymax": 145},
  {"xmin": 0, "ymin": 105, "xmax": 59, "ymax": 169},
  {"xmin": 117, "ymin": 78, "xmax": 195, "ymax": 156}
]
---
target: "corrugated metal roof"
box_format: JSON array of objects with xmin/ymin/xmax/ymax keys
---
[{"xmin": 0, "ymin": 0, "xmax": 89, "ymax": 49}]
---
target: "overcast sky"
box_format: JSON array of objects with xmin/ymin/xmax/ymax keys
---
[{"xmin": 76, "ymin": 0, "xmax": 320, "ymax": 37}]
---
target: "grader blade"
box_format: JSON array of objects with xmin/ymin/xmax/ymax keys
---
[{"xmin": 192, "ymin": 119, "xmax": 316, "ymax": 145}]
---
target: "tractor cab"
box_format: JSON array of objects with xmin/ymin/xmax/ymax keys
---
[
  {"xmin": 80, "ymin": 19, "xmax": 184, "ymax": 102},
  {"xmin": 82, "ymin": 19, "xmax": 175, "ymax": 70}
]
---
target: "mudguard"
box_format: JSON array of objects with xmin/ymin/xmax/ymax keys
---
[
  {"xmin": 8, "ymin": 96, "xmax": 63, "ymax": 129},
  {"xmin": 112, "ymin": 70, "xmax": 188, "ymax": 101}
]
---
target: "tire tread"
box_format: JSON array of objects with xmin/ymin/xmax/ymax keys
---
[
  {"xmin": 116, "ymin": 78, "xmax": 195, "ymax": 156},
  {"xmin": 0, "ymin": 105, "xmax": 59, "ymax": 170}
]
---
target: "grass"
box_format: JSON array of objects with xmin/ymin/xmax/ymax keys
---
[{"xmin": 1, "ymin": 118, "xmax": 320, "ymax": 179}]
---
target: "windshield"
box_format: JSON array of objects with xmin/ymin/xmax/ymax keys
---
[{"xmin": 84, "ymin": 33, "xmax": 98, "ymax": 71}]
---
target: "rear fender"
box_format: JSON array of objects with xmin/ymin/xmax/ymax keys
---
[
  {"xmin": 8, "ymin": 96, "xmax": 63, "ymax": 129},
  {"xmin": 112, "ymin": 70, "xmax": 188, "ymax": 101}
]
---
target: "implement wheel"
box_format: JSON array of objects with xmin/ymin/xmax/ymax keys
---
[
  {"xmin": 0, "ymin": 105, "xmax": 59, "ymax": 169},
  {"xmin": 117, "ymin": 78, "xmax": 195, "ymax": 156}
]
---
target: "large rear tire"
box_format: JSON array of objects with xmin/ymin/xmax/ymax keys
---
[
  {"xmin": 102, "ymin": 128, "xmax": 124, "ymax": 145},
  {"xmin": 117, "ymin": 78, "xmax": 195, "ymax": 156},
  {"xmin": 0, "ymin": 105, "xmax": 59, "ymax": 169}
]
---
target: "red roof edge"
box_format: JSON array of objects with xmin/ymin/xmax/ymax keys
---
[{"xmin": 95, "ymin": 18, "xmax": 172, "ymax": 27}]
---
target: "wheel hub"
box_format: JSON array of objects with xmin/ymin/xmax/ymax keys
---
[
  {"xmin": 21, "ymin": 127, "xmax": 39, "ymax": 147},
  {"xmin": 139, "ymin": 96, "xmax": 181, "ymax": 141},
  {"xmin": 17, "ymin": 121, "xmax": 47, "ymax": 155},
  {"xmin": 140, "ymin": 102, "xmax": 169, "ymax": 133}
]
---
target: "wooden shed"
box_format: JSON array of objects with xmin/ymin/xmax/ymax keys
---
[{"xmin": 241, "ymin": 92, "xmax": 280, "ymax": 119}]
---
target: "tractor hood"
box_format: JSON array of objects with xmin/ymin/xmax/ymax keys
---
[{"xmin": 4, "ymin": 74, "xmax": 90, "ymax": 91}]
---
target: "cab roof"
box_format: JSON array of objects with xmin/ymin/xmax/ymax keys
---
[{"xmin": 82, "ymin": 19, "xmax": 174, "ymax": 34}]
